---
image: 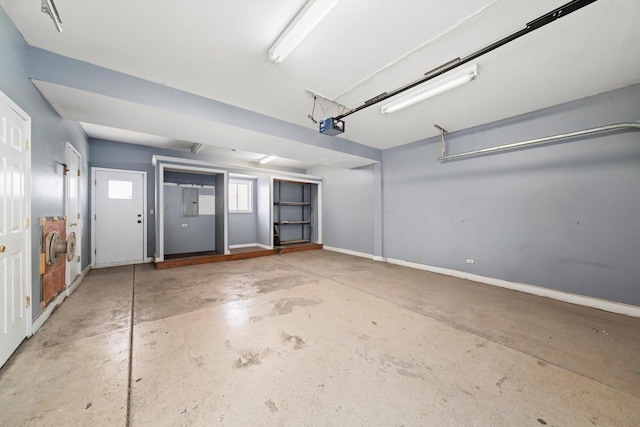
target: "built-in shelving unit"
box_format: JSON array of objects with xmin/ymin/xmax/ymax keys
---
[{"xmin": 273, "ymin": 179, "xmax": 312, "ymax": 246}]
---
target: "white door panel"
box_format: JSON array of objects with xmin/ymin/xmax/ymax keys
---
[
  {"xmin": 0, "ymin": 99, "xmax": 29, "ymax": 368},
  {"xmin": 93, "ymin": 169, "xmax": 146, "ymax": 267},
  {"xmin": 66, "ymin": 144, "xmax": 81, "ymax": 287}
]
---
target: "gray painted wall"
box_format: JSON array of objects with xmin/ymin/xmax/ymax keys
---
[
  {"xmin": 163, "ymin": 185, "xmax": 216, "ymax": 254},
  {"xmin": 215, "ymin": 174, "xmax": 226, "ymax": 253},
  {"xmin": 228, "ymin": 178, "xmax": 258, "ymax": 246},
  {"xmin": 308, "ymin": 166, "xmax": 376, "ymax": 254},
  {"xmin": 256, "ymin": 178, "xmax": 271, "ymax": 247},
  {"xmin": 382, "ymin": 84, "xmax": 640, "ymax": 306},
  {"xmin": 27, "ymin": 47, "xmax": 381, "ymax": 164},
  {"xmin": 1, "ymin": 8, "xmax": 90, "ymax": 318},
  {"xmin": 90, "ymin": 139, "xmax": 307, "ymax": 258}
]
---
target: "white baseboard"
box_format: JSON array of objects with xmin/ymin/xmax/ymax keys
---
[
  {"xmin": 324, "ymin": 246, "xmax": 374, "ymax": 260},
  {"xmin": 31, "ymin": 291, "xmax": 66, "ymax": 335},
  {"xmin": 322, "ymin": 245, "xmax": 640, "ymax": 318},
  {"xmin": 32, "ymin": 264, "xmax": 93, "ymax": 335},
  {"xmin": 385, "ymin": 257, "xmax": 640, "ymax": 318},
  {"xmin": 66, "ymin": 264, "xmax": 91, "ymax": 296},
  {"xmin": 93, "ymin": 258, "xmax": 153, "ymax": 268}
]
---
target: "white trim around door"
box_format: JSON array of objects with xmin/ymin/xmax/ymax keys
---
[
  {"xmin": 91, "ymin": 167, "xmax": 147, "ymax": 268},
  {"xmin": 0, "ymin": 89, "xmax": 32, "ymax": 368},
  {"xmin": 155, "ymin": 162, "xmax": 228, "ymax": 262}
]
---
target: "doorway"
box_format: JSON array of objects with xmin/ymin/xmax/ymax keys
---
[
  {"xmin": 0, "ymin": 91, "xmax": 32, "ymax": 368},
  {"xmin": 154, "ymin": 161, "xmax": 227, "ymax": 262},
  {"xmin": 91, "ymin": 168, "xmax": 147, "ymax": 267}
]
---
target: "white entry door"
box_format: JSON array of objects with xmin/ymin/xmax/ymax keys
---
[
  {"xmin": 0, "ymin": 95, "xmax": 30, "ymax": 367},
  {"xmin": 65, "ymin": 143, "xmax": 81, "ymax": 290},
  {"xmin": 93, "ymin": 168, "xmax": 146, "ymax": 267}
]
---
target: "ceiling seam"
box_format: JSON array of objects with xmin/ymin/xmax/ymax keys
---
[{"xmin": 329, "ymin": 0, "xmax": 499, "ymax": 102}]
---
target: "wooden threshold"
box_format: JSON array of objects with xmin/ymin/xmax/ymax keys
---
[{"xmin": 155, "ymin": 243, "xmax": 323, "ymax": 269}]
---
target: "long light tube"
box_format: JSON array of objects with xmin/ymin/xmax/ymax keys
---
[
  {"xmin": 380, "ymin": 64, "xmax": 479, "ymax": 114},
  {"xmin": 268, "ymin": 0, "xmax": 339, "ymax": 63},
  {"xmin": 259, "ymin": 155, "xmax": 278, "ymax": 164}
]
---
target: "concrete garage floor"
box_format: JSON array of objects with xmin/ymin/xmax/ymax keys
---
[{"xmin": 1, "ymin": 250, "xmax": 639, "ymax": 426}]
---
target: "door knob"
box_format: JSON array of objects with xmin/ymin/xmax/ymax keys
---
[
  {"xmin": 137, "ymin": 220, "xmax": 142, "ymax": 223},
  {"xmin": 0, "ymin": 246, "xmax": 5, "ymax": 253},
  {"xmin": 137, "ymin": 214, "xmax": 142, "ymax": 217},
  {"xmin": 69, "ymin": 222, "xmax": 78, "ymax": 227}
]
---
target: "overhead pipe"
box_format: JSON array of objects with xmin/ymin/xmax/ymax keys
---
[
  {"xmin": 437, "ymin": 122, "xmax": 640, "ymax": 162},
  {"xmin": 334, "ymin": 0, "xmax": 599, "ymax": 121}
]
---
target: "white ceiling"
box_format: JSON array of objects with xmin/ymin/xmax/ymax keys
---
[{"xmin": 3, "ymin": 0, "xmax": 640, "ymax": 167}]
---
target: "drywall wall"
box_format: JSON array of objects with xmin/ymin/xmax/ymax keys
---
[
  {"xmin": 228, "ymin": 179, "xmax": 258, "ymax": 246},
  {"xmin": 308, "ymin": 165, "xmax": 377, "ymax": 255},
  {"xmin": 163, "ymin": 171, "xmax": 216, "ymax": 255},
  {"xmin": 256, "ymin": 178, "xmax": 272, "ymax": 247},
  {"xmin": 90, "ymin": 139, "xmax": 297, "ymax": 257},
  {"xmin": 0, "ymin": 7, "xmax": 90, "ymax": 318},
  {"xmin": 28, "ymin": 46, "xmax": 381, "ymax": 164},
  {"xmin": 163, "ymin": 186, "xmax": 216, "ymax": 254},
  {"xmin": 382, "ymin": 83, "xmax": 640, "ymax": 306},
  {"xmin": 215, "ymin": 174, "xmax": 226, "ymax": 253}
]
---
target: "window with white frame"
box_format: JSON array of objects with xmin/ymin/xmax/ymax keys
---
[{"xmin": 228, "ymin": 179, "xmax": 253, "ymax": 213}]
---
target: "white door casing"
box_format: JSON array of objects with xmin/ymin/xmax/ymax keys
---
[
  {"xmin": 0, "ymin": 92, "xmax": 31, "ymax": 368},
  {"xmin": 65, "ymin": 143, "xmax": 81, "ymax": 292},
  {"xmin": 92, "ymin": 168, "xmax": 146, "ymax": 267}
]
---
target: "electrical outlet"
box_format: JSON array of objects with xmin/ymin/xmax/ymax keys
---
[
  {"xmin": 466, "ymin": 259, "xmax": 475, "ymax": 264},
  {"xmin": 181, "ymin": 224, "xmax": 188, "ymax": 228}
]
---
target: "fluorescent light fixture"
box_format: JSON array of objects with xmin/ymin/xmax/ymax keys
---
[
  {"xmin": 191, "ymin": 143, "xmax": 204, "ymax": 154},
  {"xmin": 268, "ymin": 0, "xmax": 339, "ymax": 63},
  {"xmin": 380, "ymin": 64, "xmax": 479, "ymax": 114},
  {"xmin": 41, "ymin": 0, "xmax": 62, "ymax": 32},
  {"xmin": 259, "ymin": 155, "xmax": 278, "ymax": 164}
]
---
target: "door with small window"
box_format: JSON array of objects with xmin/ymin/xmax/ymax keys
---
[{"xmin": 92, "ymin": 168, "xmax": 146, "ymax": 267}]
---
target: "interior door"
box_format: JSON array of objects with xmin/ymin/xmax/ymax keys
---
[
  {"xmin": 0, "ymin": 100, "xmax": 29, "ymax": 367},
  {"xmin": 65, "ymin": 143, "xmax": 81, "ymax": 287},
  {"xmin": 93, "ymin": 169, "xmax": 145, "ymax": 267}
]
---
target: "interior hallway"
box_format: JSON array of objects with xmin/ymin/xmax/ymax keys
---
[{"xmin": 1, "ymin": 250, "xmax": 639, "ymax": 426}]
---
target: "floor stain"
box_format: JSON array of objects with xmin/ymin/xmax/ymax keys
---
[
  {"xmin": 85, "ymin": 402, "xmax": 92, "ymax": 409},
  {"xmin": 537, "ymin": 360, "xmax": 547, "ymax": 367},
  {"xmin": 265, "ymin": 399, "xmax": 279, "ymax": 413},
  {"xmin": 281, "ymin": 332, "xmax": 306, "ymax": 350},
  {"xmin": 225, "ymin": 339, "xmax": 232, "ymax": 349},
  {"xmin": 253, "ymin": 274, "xmax": 304, "ymax": 293},
  {"xmin": 396, "ymin": 368, "xmax": 423, "ymax": 379},
  {"xmin": 191, "ymin": 355, "xmax": 205, "ymax": 368},
  {"xmin": 250, "ymin": 298, "xmax": 321, "ymax": 322},
  {"xmin": 496, "ymin": 375, "xmax": 508, "ymax": 389},
  {"xmin": 233, "ymin": 349, "xmax": 271, "ymax": 369}
]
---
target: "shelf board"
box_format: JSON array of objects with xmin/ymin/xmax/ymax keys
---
[
  {"xmin": 275, "ymin": 221, "xmax": 311, "ymax": 225},
  {"xmin": 274, "ymin": 201, "xmax": 311, "ymax": 206},
  {"xmin": 278, "ymin": 239, "xmax": 311, "ymax": 245}
]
